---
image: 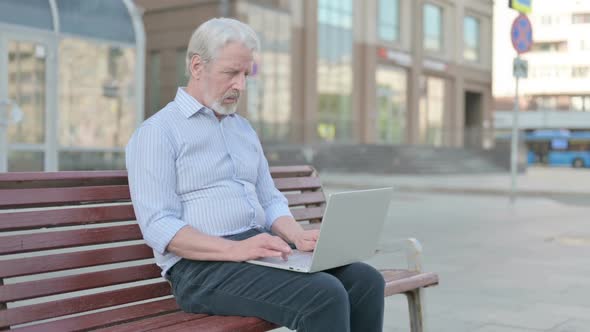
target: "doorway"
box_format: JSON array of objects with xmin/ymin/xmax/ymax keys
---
[
  {"xmin": 464, "ymin": 91, "xmax": 483, "ymax": 148},
  {"xmin": 0, "ymin": 31, "xmax": 57, "ymax": 171}
]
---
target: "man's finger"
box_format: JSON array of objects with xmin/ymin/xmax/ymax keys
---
[
  {"xmin": 257, "ymin": 248, "xmax": 284, "ymax": 258},
  {"xmin": 262, "ymin": 237, "xmax": 292, "ymax": 254}
]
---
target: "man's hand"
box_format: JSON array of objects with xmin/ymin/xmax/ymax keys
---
[
  {"xmin": 291, "ymin": 229, "xmax": 320, "ymax": 252},
  {"xmin": 229, "ymin": 233, "xmax": 292, "ymax": 261}
]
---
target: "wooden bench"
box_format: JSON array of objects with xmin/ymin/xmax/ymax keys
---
[{"xmin": 0, "ymin": 165, "xmax": 438, "ymax": 332}]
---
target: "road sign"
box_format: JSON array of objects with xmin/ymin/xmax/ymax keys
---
[
  {"xmin": 513, "ymin": 57, "xmax": 528, "ymax": 78},
  {"xmin": 511, "ymin": 14, "xmax": 533, "ymax": 54},
  {"xmin": 509, "ymin": 0, "xmax": 532, "ymax": 14}
]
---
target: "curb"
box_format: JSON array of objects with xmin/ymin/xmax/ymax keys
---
[{"xmin": 321, "ymin": 180, "xmax": 590, "ymax": 199}]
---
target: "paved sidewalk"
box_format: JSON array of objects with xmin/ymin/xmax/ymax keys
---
[
  {"xmin": 319, "ymin": 166, "xmax": 590, "ymax": 198},
  {"xmin": 273, "ymin": 167, "xmax": 590, "ymax": 331}
]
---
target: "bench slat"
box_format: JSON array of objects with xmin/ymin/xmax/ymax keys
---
[
  {"xmin": 0, "ymin": 224, "xmax": 142, "ymax": 255},
  {"xmin": 0, "ymin": 205, "xmax": 135, "ymax": 232},
  {"xmin": 0, "ymin": 282, "xmax": 171, "ymax": 327},
  {"xmin": 0, "ymin": 264, "xmax": 161, "ymax": 302},
  {"xmin": 149, "ymin": 315, "xmax": 278, "ymax": 332},
  {"xmin": 0, "ymin": 185, "xmax": 130, "ymax": 209},
  {"xmin": 382, "ymin": 269, "xmax": 439, "ymax": 296},
  {"xmin": 0, "ymin": 244, "xmax": 153, "ymax": 278},
  {"xmin": 284, "ymin": 192, "xmax": 325, "ymax": 207},
  {"xmin": 268, "ymin": 165, "xmax": 314, "ymax": 178},
  {"xmin": 12, "ymin": 298, "xmax": 180, "ymax": 332},
  {"xmin": 291, "ymin": 207, "xmax": 324, "ymax": 221},
  {"xmin": 0, "ymin": 167, "xmax": 310, "ymax": 184},
  {"xmin": 273, "ymin": 177, "xmax": 322, "ymax": 191},
  {"xmin": 97, "ymin": 312, "xmax": 207, "ymax": 332},
  {"xmin": 0, "ymin": 171, "xmax": 128, "ymax": 190}
]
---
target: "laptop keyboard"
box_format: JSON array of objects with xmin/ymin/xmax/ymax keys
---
[
  {"xmin": 253, "ymin": 250, "xmax": 313, "ymax": 269},
  {"xmin": 284, "ymin": 250, "xmax": 313, "ymax": 268}
]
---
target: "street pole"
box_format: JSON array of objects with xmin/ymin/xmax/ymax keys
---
[{"xmin": 510, "ymin": 56, "xmax": 520, "ymax": 204}]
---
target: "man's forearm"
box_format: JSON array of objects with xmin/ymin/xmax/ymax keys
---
[
  {"xmin": 270, "ymin": 216, "xmax": 305, "ymax": 244},
  {"xmin": 166, "ymin": 226, "xmax": 238, "ymax": 261}
]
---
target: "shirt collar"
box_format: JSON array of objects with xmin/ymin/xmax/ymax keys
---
[{"xmin": 174, "ymin": 87, "xmax": 236, "ymax": 119}]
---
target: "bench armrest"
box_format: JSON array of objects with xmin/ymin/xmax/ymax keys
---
[{"xmin": 377, "ymin": 238, "xmax": 424, "ymax": 272}]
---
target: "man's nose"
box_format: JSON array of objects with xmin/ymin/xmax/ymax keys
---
[{"xmin": 233, "ymin": 73, "xmax": 247, "ymax": 91}]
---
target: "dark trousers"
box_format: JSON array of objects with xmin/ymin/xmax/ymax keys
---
[{"xmin": 167, "ymin": 229, "xmax": 385, "ymax": 332}]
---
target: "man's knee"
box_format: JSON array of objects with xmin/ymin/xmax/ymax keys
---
[
  {"xmin": 298, "ymin": 274, "xmax": 350, "ymax": 330},
  {"xmin": 309, "ymin": 273, "xmax": 350, "ymax": 306},
  {"xmin": 347, "ymin": 262, "xmax": 385, "ymax": 296}
]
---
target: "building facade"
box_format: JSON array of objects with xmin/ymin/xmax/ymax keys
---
[
  {"xmin": 0, "ymin": 0, "xmax": 145, "ymax": 172},
  {"xmin": 493, "ymin": 0, "xmax": 590, "ymax": 131},
  {"xmin": 137, "ymin": 0, "xmax": 493, "ymax": 148}
]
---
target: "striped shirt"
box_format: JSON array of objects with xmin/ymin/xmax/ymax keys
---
[{"xmin": 125, "ymin": 88, "xmax": 293, "ymax": 277}]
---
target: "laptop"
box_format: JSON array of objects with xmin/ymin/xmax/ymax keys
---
[{"xmin": 247, "ymin": 187, "xmax": 393, "ymax": 273}]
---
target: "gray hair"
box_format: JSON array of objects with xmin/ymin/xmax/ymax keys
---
[{"xmin": 186, "ymin": 18, "xmax": 260, "ymax": 74}]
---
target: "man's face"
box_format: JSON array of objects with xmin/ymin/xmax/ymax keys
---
[{"xmin": 199, "ymin": 42, "xmax": 253, "ymax": 115}]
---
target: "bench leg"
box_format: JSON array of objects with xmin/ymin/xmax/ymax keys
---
[{"xmin": 405, "ymin": 289, "xmax": 424, "ymax": 332}]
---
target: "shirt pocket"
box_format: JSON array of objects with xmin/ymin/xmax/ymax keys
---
[{"xmin": 231, "ymin": 135, "xmax": 260, "ymax": 183}]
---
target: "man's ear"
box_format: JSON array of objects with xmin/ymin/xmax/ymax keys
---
[{"xmin": 189, "ymin": 54, "xmax": 203, "ymax": 80}]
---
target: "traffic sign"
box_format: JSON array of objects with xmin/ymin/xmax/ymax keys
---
[
  {"xmin": 511, "ymin": 14, "xmax": 533, "ymax": 54},
  {"xmin": 509, "ymin": 0, "xmax": 532, "ymax": 14},
  {"xmin": 513, "ymin": 57, "xmax": 528, "ymax": 78}
]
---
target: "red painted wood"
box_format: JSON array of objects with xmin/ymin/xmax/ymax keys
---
[
  {"xmin": 0, "ymin": 244, "xmax": 153, "ymax": 278},
  {"xmin": 0, "ymin": 185, "xmax": 130, "ymax": 209},
  {"xmin": 268, "ymin": 165, "xmax": 314, "ymax": 178},
  {"xmin": 0, "ymin": 166, "xmax": 312, "ymax": 184},
  {"xmin": 11, "ymin": 298, "xmax": 179, "ymax": 332},
  {"xmin": 382, "ymin": 270, "xmax": 439, "ymax": 296},
  {"xmin": 149, "ymin": 315, "xmax": 278, "ymax": 332},
  {"xmin": 284, "ymin": 192, "xmax": 325, "ymax": 207},
  {"xmin": 0, "ymin": 224, "xmax": 142, "ymax": 255},
  {"xmin": 0, "ymin": 171, "xmax": 127, "ymax": 183},
  {"xmin": 291, "ymin": 207, "xmax": 324, "ymax": 221},
  {"xmin": 97, "ymin": 312, "xmax": 208, "ymax": 332},
  {"xmin": 0, "ymin": 205, "xmax": 135, "ymax": 231},
  {"xmin": 0, "ymin": 282, "xmax": 171, "ymax": 327},
  {"xmin": 273, "ymin": 177, "xmax": 322, "ymax": 191},
  {"xmin": 0, "ymin": 264, "xmax": 161, "ymax": 302}
]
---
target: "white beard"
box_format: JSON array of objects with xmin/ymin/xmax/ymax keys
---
[{"xmin": 210, "ymin": 99, "xmax": 239, "ymax": 115}]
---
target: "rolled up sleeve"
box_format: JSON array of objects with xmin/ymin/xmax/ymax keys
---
[{"xmin": 126, "ymin": 124, "xmax": 187, "ymax": 255}]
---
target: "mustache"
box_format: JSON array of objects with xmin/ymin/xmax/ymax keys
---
[{"xmin": 223, "ymin": 90, "xmax": 240, "ymax": 100}]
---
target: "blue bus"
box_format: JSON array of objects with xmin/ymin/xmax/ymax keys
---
[{"xmin": 525, "ymin": 130, "xmax": 590, "ymax": 168}]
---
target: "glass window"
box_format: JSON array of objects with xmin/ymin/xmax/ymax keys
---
[
  {"xmin": 245, "ymin": 4, "xmax": 292, "ymax": 144},
  {"xmin": 378, "ymin": 0, "xmax": 400, "ymax": 43},
  {"xmin": 534, "ymin": 96, "xmax": 557, "ymax": 110},
  {"xmin": 176, "ymin": 48, "xmax": 188, "ymax": 87},
  {"xmin": 317, "ymin": 0, "xmax": 354, "ymax": 142},
  {"xmin": 463, "ymin": 16, "xmax": 480, "ymax": 62},
  {"xmin": 571, "ymin": 96, "xmax": 590, "ymax": 112},
  {"xmin": 531, "ymin": 41, "xmax": 568, "ymax": 52},
  {"xmin": 572, "ymin": 66, "xmax": 590, "ymax": 78},
  {"xmin": 8, "ymin": 151, "xmax": 44, "ymax": 171},
  {"xmin": 149, "ymin": 52, "xmax": 161, "ymax": 116},
  {"xmin": 57, "ymin": 0, "xmax": 135, "ymax": 43},
  {"xmin": 376, "ymin": 67, "xmax": 407, "ymax": 144},
  {"xmin": 59, "ymin": 150, "xmax": 125, "ymax": 170},
  {"xmin": 423, "ymin": 3, "xmax": 443, "ymax": 52},
  {"xmin": 571, "ymin": 96, "xmax": 584, "ymax": 111},
  {"xmin": 572, "ymin": 13, "xmax": 590, "ymax": 24},
  {"xmin": 419, "ymin": 76, "xmax": 445, "ymax": 146},
  {"xmin": 7, "ymin": 40, "xmax": 46, "ymax": 145},
  {"xmin": 58, "ymin": 38, "xmax": 136, "ymax": 149},
  {"xmin": 0, "ymin": 0, "xmax": 53, "ymax": 31}
]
